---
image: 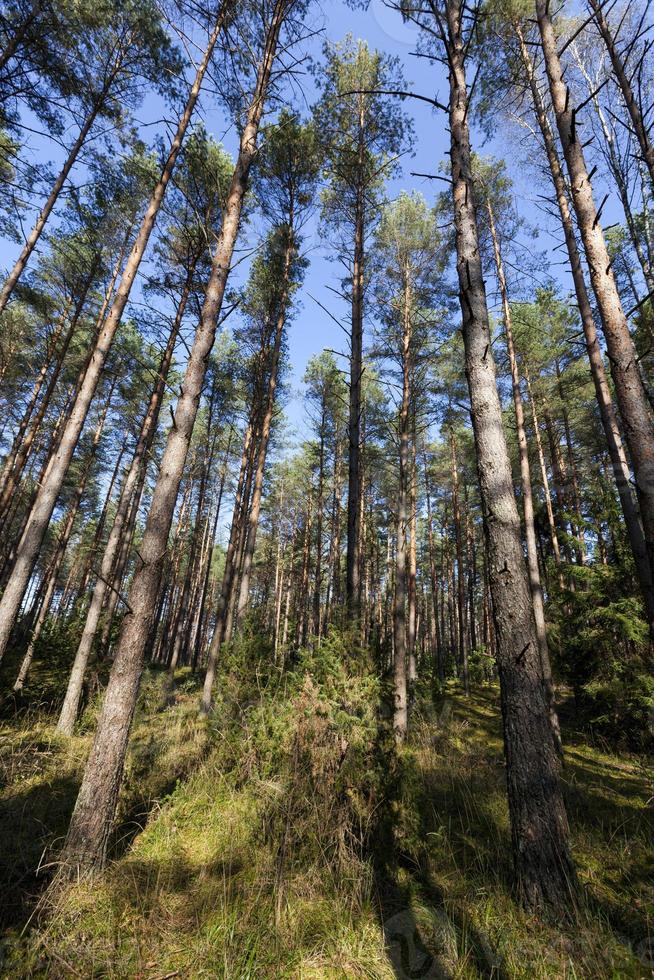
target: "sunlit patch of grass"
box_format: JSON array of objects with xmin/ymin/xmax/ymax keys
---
[
  {"xmin": 400, "ymin": 683, "xmax": 654, "ymax": 979},
  {"xmin": 0, "ymin": 669, "xmax": 211, "ymax": 937},
  {"xmin": 2, "ymin": 658, "xmax": 653, "ymax": 978}
]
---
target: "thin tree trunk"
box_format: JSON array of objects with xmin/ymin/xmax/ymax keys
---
[
  {"xmin": 0, "ymin": 301, "xmax": 72, "ymax": 496},
  {"xmin": 312, "ymin": 412, "xmax": 326, "ymax": 636},
  {"xmin": 192, "ymin": 431, "xmax": 232, "ymax": 669},
  {"xmin": 588, "ymin": 0, "xmax": 654, "ymax": 193},
  {"xmin": 535, "ymin": 0, "xmax": 654, "ymax": 588},
  {"xmin": 486, "ymin": 196, "xmax": 561, "ymax": 751},
  {"xmin": 0, "ymin": 270, "xmax": 97, "ymax": 528},
  {"xmin": 201, "ymin": 421, "xmax": 253, "ymax": 711},
  {"xmin": 56, "ymin": 278, "xmax": 191, "ymax": 734},
  {"xmin": 13, "ymin": 393, "xmax": 111, "ymax": 690},
  {"xmin": 450, "ymin": 431, "xmax": 468, "ymax": 693},
  {"xmin": 346, "ymin": 113, "xmax": 365, "ymax": 617},
  {"xmin": 0, "ymin": 8, "xmax": 227, "ymax": 663},
  {"xmin": 407, "ymin": 429, "xmax": 418, "ymax": 696},
  {"xmin": 393, "ymin": 272, "xmax": 411, "ymax": 740},
  {"xmin": 235, "ymin": 234, "xmax": 293, "ymax": 627},
  {"xmin": 0, "ymin": 98, "xmax": 106, "ymax": 317},
  {"xmin": 424, "ymin": 450, "xmax": 444, "ymax": 683}
]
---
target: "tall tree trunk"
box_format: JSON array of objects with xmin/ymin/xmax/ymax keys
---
[
  {"xmin": 0, "ymin": 97, "xmax": 106, "ymax": 317},
  {"xmin": 0, "ymin": 270, "xmax": 97, "ymax": 528},
  {"xmin": 13, "ymin": 392, "xmax": 112, "ymax": 690},
  {"xmin": 346, "ymin": 112, "xmax": 365, "ymax": 618},
  {"xmin": 407, "ymin": 428, "xmax": 418, "ymax": 696},
  {"xmin": 201, "ymin": 421, "xmax": 254, "ymax": 711},
  {"xmin": 326, "ymin": 427, "xmax": 342, "ymax": 622},
  {"xmin": 450, "ymin": 431, "xmax": 468, "ymax": 693},
  {"xmin": 235, "ymin": 234, "xmax": 293, "ymax": 627},
  {"xmin": 56, "ymin": 278, "xmax": 191, "ymax": 734},
  {"xmin": 192, "ymin": 430, "xmax": 232, "ymax": 669},
  {"xmin": 444, "ymin": 0, "xmax": 576, "ymax": 913},
  {"xmin": 535, "ymin": 1, "xmax": 654, "ymax": 588},
  {"xmin": 486, "ymin": 197, "xmax": 561, "ymax": 751},
  {"xmin": 393, "ymin": 275, "xmax": 411, "ymax": 740},
  {"xmin": 424, "ymin": 450, "xmax": 444, "ymax": 683},
  {"xmin": 523, "ymin": 363, "xmax": 563, "ymax": 572},
  {"xmin": 587, "ymin": 0, "xmax": 654, "ymax": 193},
  {"xmin": 0, "ymin": 7, "xmax": 228, "ymax": 663},
  {"xmin": 312, "ymin": 410, "xmax": 326, "ymax": 636},
  {"xmin": 0, "ymin": 300, "xmax": 72, "ymax": 496},
  {"xmin": 54, "ymin": 6, "xmax": 287, "ymax": 879}
]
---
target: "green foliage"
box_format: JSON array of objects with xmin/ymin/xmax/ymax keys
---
[{"xmin": 548, "ymin": 560, "xmax": 652, "ymax": 749}]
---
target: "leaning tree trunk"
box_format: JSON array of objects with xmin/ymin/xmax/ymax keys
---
[
  {"xmin": 515, "ymin": 21, "xmax": 654, "ymax": 632},
  {"xmin": 588, "ymin": 0, "xmax": 654, "ymax": 194},
  {"xmin": 443, "ymin": 0, "xmax": 576, "ymax": 914},
  {"xmin": 0, "ymin": 269, "xmax": 97, "ymax": 529},
  {"xmin": 234, "ymin": 236, "xmax": 293, "ymax": 628},
  {"xmin": 535, "ymin": 0, "xmax": 654, "ymax": 589},
  {"xmin": 0, "ymin": 300, "xmax": 72, "ymax": 497},
  {"xmin": 56, "ymin": 3, "xmax": 286, "ymax": 878},
  {"xmin": 56, "ymin": 282, "xmax": 190, "ymax": 734},
  {"xmin": 486, "ymin": 197, "xmax": 561, "ymax": 752},
  {"xmin": 0, "ymin": 6, "xmax": 228, "ymax": 664},
  {"xmin": 13, "ymin": 392, "xmax": 112, "ymax": 691},
  {"xmin": 0, "ymin": 96, "xmax": 106, "ymax": 317}
]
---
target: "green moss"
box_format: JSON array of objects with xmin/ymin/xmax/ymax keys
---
[{"xmin": 1, "ymin": 653, "xmax": 652, "ymax": 978}]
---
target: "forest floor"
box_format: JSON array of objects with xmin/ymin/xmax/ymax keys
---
[{"xmin": 0, "ymin": 637, "xmax": 653, "ymax": 978}]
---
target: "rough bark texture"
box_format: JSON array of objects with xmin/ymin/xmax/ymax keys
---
[
  {"xmin": 486, "ymin": 197, "xmax": 561, "ymax": 751},
  {"xmin": 56, "ymin": 285, "xmax": 189, "ymax": 734},
  {"xmin": 444, "ymin": 0, "xmax": 576, "ymax": 914},
  {"xmin": 535, "ymin": 0, "xmax": 654, "ymax": 586},
  {"xmin": 516, "ymin": 22, "xmax": 654, "ymax": 630},
  {"xmin": 55, "ymin": 6, "xmax": 286, "ymax": 878},
  {"xmin": 0, "ymin": 9, "xmax": 227, "ymax": 664}
]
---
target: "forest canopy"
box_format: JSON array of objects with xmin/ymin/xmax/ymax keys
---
[{"xmin": 0, "ymin": 0, "xmax": 653, "ymax": 975}]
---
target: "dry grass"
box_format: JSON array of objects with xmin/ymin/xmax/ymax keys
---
[{"xmin": 0, "ymin": 665, "xmax": 652, "ymax": 978}]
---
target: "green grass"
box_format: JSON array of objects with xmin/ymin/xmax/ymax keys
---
[{"xmin": 0, "ymin": 658, "xmax": 652, "ymax": 978}]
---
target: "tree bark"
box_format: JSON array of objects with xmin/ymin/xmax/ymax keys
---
[
  {"xmin": 449, "ymin": 431, "xmax": 468, "ymax": 693},
  {"xmin": 56, "ymin": 282, "xmax": 190, "ymax": 734},
  {"xmin": 0, "ymin": 7, "xmax": 227, "ymax": 663},
  {"xmin": 55, "ymin": 6, "xmax": 287, "ymax": 879},
  {"xmin": 346, "ymin": 110, "xmax": 366, "ymax": 618},
  {"xmin": 535, "ymin": 1, "xmax": 654, "ymax": 587},
  {"xmin": 235, "ymin": 235, "xmax": 293, "ymax": 627},
  {"xmin": 444, "ymin": 0, "xmax": 576, "ymax": 913},
  {"xmin": 13, "ymin": 391, "xmax": 112, "ymax": 690},
  {"xmin": 393, "ymin": 268, "xmax": 411, "ymax": 740},
  {"xmin": 486, "ymin": 196, "xmax": 561, "ymax": 751}
]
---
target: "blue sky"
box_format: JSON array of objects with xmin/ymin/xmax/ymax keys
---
[{"xmin": 0, "ymin": 0, "xmax": 628, "ymax": 448}]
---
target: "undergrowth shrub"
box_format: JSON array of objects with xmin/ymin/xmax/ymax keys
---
[
  {"xmin": 548, "ymin": 561, "xmax": 654, "ymax": 750},
  {"xmin": 212, "ymin": 628, "xmax": 388, "ymax": 892}
]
